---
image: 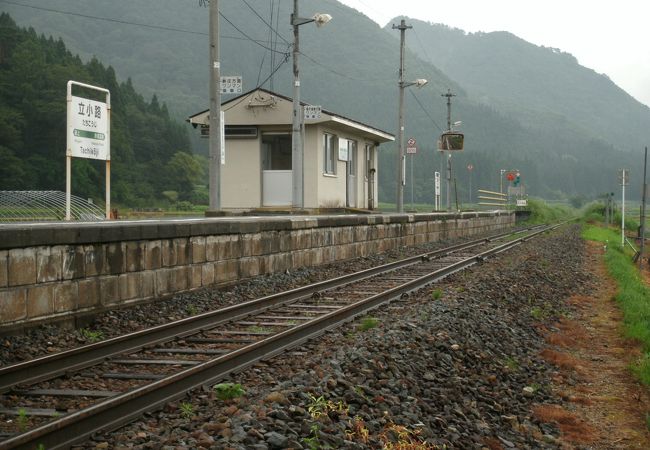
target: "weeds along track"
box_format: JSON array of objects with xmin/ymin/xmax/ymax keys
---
[{"xmin": 0, "ymin": 223, "xmax": 559, "ymax": 449}]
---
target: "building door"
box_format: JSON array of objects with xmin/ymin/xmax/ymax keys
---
[
  {"xmin": 365, "ymin": 144, "xmax": 376, "ymax": 209},
  {"xmin": 261, "ymin": 133, "xmax": 292, "ymax": 206},
  {"xmin": 346, "ymin": 140, "xmax": 357, "ymax": 208}
]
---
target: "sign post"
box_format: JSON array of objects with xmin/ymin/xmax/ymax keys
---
[
  {"xmin": 619, "ymin": 168, "xmax": 630, "ymax": 247},
  {"xmin": 434, "ymin": 171, "xmax": 441, "ymax": 211},
  {"xmin": 406, "ymin": 138, "xmax": 417, "ymax": 209},
  {"xmin": 467, "ymin": 163, "xmax": 474, "ymax": 204},
  {"xmin": 66, "ymin": 80, "xmax": 111, "ymax": 220}
]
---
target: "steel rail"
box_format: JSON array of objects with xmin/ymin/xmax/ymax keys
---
[
  {"xmin": 0, "ymin": 226, "xmax": 540, "ymax": 393},
  {"xmin": 0, "ymin": 223, "xmax": 559, "ymax": 450}
]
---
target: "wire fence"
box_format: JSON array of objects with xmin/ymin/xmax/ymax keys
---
[{"xmin": 0, "ymin": 191, "xmax": 106, "ymax": 222}]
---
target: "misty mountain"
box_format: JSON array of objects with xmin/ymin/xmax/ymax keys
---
[
  {"xmin": 396, "ymin": 19, "xmax": 650, "ymax": 154},
  {"xmin": 0, "ymin": 0, "xmax": 645, "ymax": 202}
]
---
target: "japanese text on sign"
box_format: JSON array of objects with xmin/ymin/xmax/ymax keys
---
[
  {"xmin": 67, "ymin": 95, "xmax": 109, "ymax": 160},
  {"xmin": 304, "ymin": 105, "xmax": 322, "ymax": 120},
  {"xmin": 220, "ymin": 76, "xmax": 242, "ymax": 94}
]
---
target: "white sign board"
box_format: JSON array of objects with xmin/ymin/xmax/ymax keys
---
[
  {"xmin": 220, "ymin": 76, "xmax": 242, "ymax": 94},
  {"xmin": 338, "ymin": 138, "xmax": 349, "ymax": 161},
  {"xmin": 406, "ymin": 146, "xmax": 417, "ymax": 154},
  {"xmin": 434, "ymin": 171, "xmax": 441, "ymax": 194},
  {"xmin": 516, "ymin": 199, "xmax": 528, "ymax": 207},
  {"xmin": 67, "ymin": 95, "xmax": 110, "ymax": 160},
  {"xmin": 304, "ymin": 105, "xmax": 322, "ymax": 120},
  {"xmin": 220, "ymin": 111, "xmax": 225, "ymax": 165}
]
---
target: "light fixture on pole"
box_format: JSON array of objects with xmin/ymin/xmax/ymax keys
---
[
  {"xmin": 394, "ymin": 19, "xmax": 427, "ymax": 214},
  {"xmin": 291, "ymin": 1, "xmax": 331, "ymax": 209}
]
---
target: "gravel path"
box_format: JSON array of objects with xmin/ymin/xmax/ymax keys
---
[{"xmin": 57, "ymin": 223, "xmax": 593, "ymax": 449}]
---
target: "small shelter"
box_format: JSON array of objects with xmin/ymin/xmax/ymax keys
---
[{"xmin": 188, "ymin": 88, "xmax": 394, "ymax": 211}]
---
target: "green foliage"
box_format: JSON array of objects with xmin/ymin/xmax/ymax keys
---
[
  {"xmin": 357, "ymin": 316, "xmax": 379, "ymax": 331},
  {"xmin": 0, "ymin": 13, "xmax": 194, "ymax": 204},
  {"xmin": 583, "ymin": 225, "xmax": 650, "ymax": 386},
  {"xmin": 79, "ymin": 328, "xmax": 104, "ymax": 343},
  {"xmin": 431, "ymin": 288, "xmax": 443, "ymax": 300},
  {"xmin": 16, "ymin": 408, "xmax": 29, "ymax": 431},
  {"xmin": 524, "ymin": 198, "xmax": 575, "ymax": 224},
  {"xmin": 179, "ymin": 401, "xmax": 194, "ymax": 420},
  {"xmin": 213, "ymin": 382, "xmax": 245, "ymax": 401}
]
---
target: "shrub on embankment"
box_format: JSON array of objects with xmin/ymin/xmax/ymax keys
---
[
  {"xmin": 582, "ymin": 225, "xmax": 650, "ymax": 385},
  {"xmin": 524, "ymin": 198, "xmax": 576, "ymax": 224}
]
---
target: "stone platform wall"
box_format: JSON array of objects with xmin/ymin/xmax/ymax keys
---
[{"xmin": 0, "ymin": 212, "xmax": 514, "ymax": 332}]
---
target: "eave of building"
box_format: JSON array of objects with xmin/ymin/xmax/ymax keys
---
[{"xmin": 187, "ymin": 88, "xmax": 395, "ymax": 144}]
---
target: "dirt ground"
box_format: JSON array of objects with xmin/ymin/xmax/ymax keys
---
[{"xmin": 535, "ymin": 240, "xmax": 650, "ymax": 449}]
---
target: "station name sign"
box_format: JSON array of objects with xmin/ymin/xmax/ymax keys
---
[{"xmin": 67, "ymin": 95, "xmax": 110, "ymax": 160}]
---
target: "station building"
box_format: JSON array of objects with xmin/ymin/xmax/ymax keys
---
[{"xmin": 188, "ymin": 88, "xmax": 394, "ymax": 211}]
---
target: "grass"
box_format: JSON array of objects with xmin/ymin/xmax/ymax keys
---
[
  {"xmin": 357, "ymin": 316, "xmax": 380, "ymax": 331},
  {"xmin": 582, "ymin": 224, "xmax": 650, "ymax": 386},
  {"xmin": 213, "ymin": 382, "xmax": 245, "ymax": 401}
]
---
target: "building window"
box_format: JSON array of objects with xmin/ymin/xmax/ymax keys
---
[
  {"xmin": 323, "ymin": 133, "xmax": 337, "ymax": 175},
  {"xmin": 348, "ymin": 140, "xmax": 357, "ymax": 176},
  {"xmin": 262, "ymin": 133, "xmax": 292, "ymax": 170}
]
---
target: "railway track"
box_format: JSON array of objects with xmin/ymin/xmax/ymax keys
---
[{"xmin": 0, "ymin": 223, "xmax": 560, "ymax": 449}]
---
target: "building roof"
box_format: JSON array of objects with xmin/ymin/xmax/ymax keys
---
[{"xmin": 187, "ymin": 88, "xmax": 395, "ymax": 143}]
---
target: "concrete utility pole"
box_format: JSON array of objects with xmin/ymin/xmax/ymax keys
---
[
  {"xmin": 394, "ymin": 19, "xmax": 412, "ymax": 214},
  {"xmin": 208, "ymin": 0, "xmax": 221, "ymax": 212},
  {"xmin": 442, "ymin": 89, "xmax": 456, "ymax": 211},
  {"xmin": 640, "ymin": 147, "xmax": 648, "ymax": 268},
  {"xmin": 291, "ymin": 0, "xmax": 303, "ymax": 209}
]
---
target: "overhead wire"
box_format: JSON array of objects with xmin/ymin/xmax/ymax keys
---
[
  {"xmin": 0, "ymin": 0, "xmax": 288, "ymax": 55},
  {"xmin": 409, "ymin": 90, "xmax": 444, "ymax": 132}
]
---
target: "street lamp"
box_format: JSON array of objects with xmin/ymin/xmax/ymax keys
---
[
  {"xmin": 291, "ymin": 1, "xmax": 331, "ymax": 209},
  {"xmin": 394, "ymin": 19, "xmax": 427, "ymax": 213}
]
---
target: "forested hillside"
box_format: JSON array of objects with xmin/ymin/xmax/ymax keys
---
[
  {"xmin": 397, "ymin": 19, "xmax": 650, "ymax": 154},
  {"xmin": 0, "ymin": 13, "xmax": 202, "ymax": 205},
  {"xmin": 0, "ymin": 0, "xmax": 646, "ymax": 203}
]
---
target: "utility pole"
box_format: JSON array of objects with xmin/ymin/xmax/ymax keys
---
[
  {"xmin": 393, "ymin": 19, "xmax": 411, "ymax": 213},
  {"xmin": 640, "ymin": 147, "xmax": 648, "ymax": 268},
  {"xmin": 208, "ymin": 0, "xmax": 221, "ymax": 212},
  {"xmin": 442, "ymin": 89, "xmax": 456, "ymax": 211},
  {"xmin": 291, "ymin": 0, "xmax": 303, "ymax": 209}
]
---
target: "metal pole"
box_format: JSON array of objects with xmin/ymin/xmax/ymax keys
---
[
  {"xmin": 394, "ymin": 19, "xmax": 411, "ymax": 213},
  {"xmin": 65, "ymin": 156, "xmax": 71, "ymax": 221},
  {"xmin": 469, "ymin": 170, "xmax": 472, "ymax": 204},
  {"xmin": 410, "ymin": 154, "xmax": 414, "ymax": 209},
  {"xmin": 208, "ymin": 0, "xmax": 221, "ymax": 211},
  {"xmin": 442, "ymin": 89, "xmax": 455, "ymax": 211},
  {"xmin": 622, "ymin": 179, "xmax": 626, "ymax": 247},
  {"xmin": 640, "ymin": 147, "xmax": 648, "ymax": 268},
  {"xmin": 291, "ymin": 0, "xmax": 303, "ymax": 209}
]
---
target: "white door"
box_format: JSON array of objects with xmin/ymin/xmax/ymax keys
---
[{"xmin": 261, "ymin": 133, "xmax": 292, "ymax": 206}]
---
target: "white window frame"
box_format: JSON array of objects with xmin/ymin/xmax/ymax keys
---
[{"xmin": 323, "ymin": 132, "xmax": 337, "ymax": 175}]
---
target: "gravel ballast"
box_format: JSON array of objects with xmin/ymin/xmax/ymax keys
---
[{"xmin": 4, "ymin": 224, "xmax": 592, "ymax": 448}]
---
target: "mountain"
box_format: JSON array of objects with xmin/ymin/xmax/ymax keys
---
[
  {"xmin": 0, "ymin": 0, "xmax": 645, "ymax": 203},
  {"xmin": 0, "ymin": 13, "xmax": 200, "ymax": 204},
  {"xmin": 395, "ymin": 19, "xmax": 650, "ymax": 155}
]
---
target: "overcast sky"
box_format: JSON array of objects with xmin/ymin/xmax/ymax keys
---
[{"xmin": 337, "ymin": 0, "xmax": 650, "ymax": 107}]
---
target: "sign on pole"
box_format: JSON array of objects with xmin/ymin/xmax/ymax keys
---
[
  {"xmin": 220, "ymin": 76, "xmax": 242, "ymax": 94},
  {"xmin": 66, "ymin": 81, "xmax": 111, "ymax": 221},
  {"xmin": 304, "ymin": 105, "xmax": 322, "ymax": 120},
  {"xmin": 434, "ymin": 171, "xmax": 441, "ymax": 211},
  {"xmin": 406, "ymin": 137, "xmax": 417, "ymax": 154},
  {"xmin": 67, "ymin": 96, "xmax": 109, "ymax": 161}
]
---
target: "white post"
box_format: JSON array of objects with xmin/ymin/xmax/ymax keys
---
[
  {"xmin": 65, "ymin": 155, "xmax": 71, "ymax": 221},
  {"xmin": 622, "ymin": 182, "xmax": 626, "ymax": 247}
]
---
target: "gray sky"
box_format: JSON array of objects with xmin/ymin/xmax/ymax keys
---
[{"xmin": 337, "ymin": 0, "xmax": 650, "ymax": 107}]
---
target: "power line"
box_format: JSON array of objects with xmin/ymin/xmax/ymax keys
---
[
  {"xmin": 0, "ymin": 0, "xmax": 287, "ymax": 53},
  {"xmin": 299, "ymin": 51, "xmax": 391, "ymax": 83},
  {"xmin": 242, "ymin": 0, "xmax": 289, "ymax": 45},
  {"xmin": 218, "ymin": 10, "xmax": 288, "ymax": 55},
  {"xmin": 409, "ymin": 90, "xmax": 444, "ymax": 132}
]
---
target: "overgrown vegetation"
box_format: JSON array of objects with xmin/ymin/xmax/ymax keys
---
[
  {"xmin": 582, "ymin": 225, "xmax": 650, "ymax": 385},
  {"xmin": 357, "ymin": 316, "xmax": 380, "ymax": 331},
  {"xmin": 213, "ymin": 382, "xmax": 245, "ymax": 401},
  {"xmin": 523, "ymin": 198, "xmax": 575, "ymax": 224},
  {"xmin": 0, "ymin": 13, "xmax": 204, "ymax": 206}
]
